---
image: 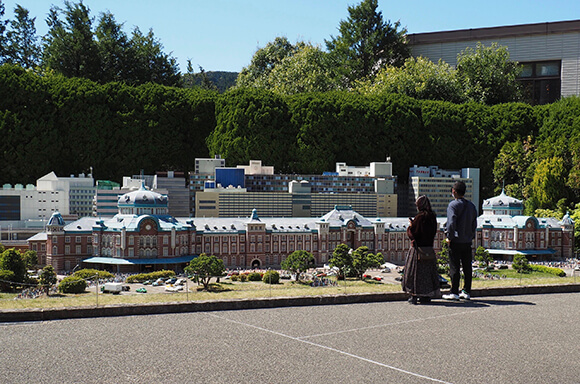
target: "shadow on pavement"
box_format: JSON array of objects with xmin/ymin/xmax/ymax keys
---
[{"xmin": 418, "ymin": 298, "xmax": 536, "ymax": 308}]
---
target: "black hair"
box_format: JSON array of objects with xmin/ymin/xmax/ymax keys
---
[{"xmin": 452, "ymin": 181, "xmax": 466, "ymax": 196}]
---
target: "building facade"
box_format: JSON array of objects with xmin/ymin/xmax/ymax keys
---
[
  {"xmin": 28, "ymin": 188, "xmax": 573, "ymax": 273},
  {"xmin": 408, "ymin": 20, "xmax": 580, "ymax": 104},
  {"xmin": 408, "ymin": 165, "xmax": 480, "ymax": 217},
  {"xmin": 193, "ymin": 159, "xmax": 398, "ymax": 218},
  {"xmin": 476, "ymin": 191, "xmax": 574, "ymax": 260}
]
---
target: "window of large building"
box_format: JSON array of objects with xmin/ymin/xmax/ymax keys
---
[{"xmin": 519, "ymin": 61, "xmax": 561, "ymax": 105}]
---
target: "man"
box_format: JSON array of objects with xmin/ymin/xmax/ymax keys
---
[{"xmin": 443, "ymin": 181, "xmax": 478, "ymax": 301}]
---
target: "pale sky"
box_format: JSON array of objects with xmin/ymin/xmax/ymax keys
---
[{"xmin": 6, "ymin": 0, "xmax": 580, "ymax": 72}]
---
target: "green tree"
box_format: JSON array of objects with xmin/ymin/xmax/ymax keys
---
[
  {"xmin": 329, "ymin": 244, "xmax": 353, "ymax": 279},
  {"xmin": 4, "ymin": 5, "xmax": 40, "ymax": 68},
  {"xmin": 184, "ymin": 253, "xmax": 225, "ymax": 291},
  {"xmin": 0, "ymin": 269, "xmax": 15, "ymax": 291},
  {"xmin": 95, "ymin": 11, "xmax": 129, "ymax": 83},
  {"xmin": 42, "ymin": 1, "xmax": 101, "ymax": 81},
  {"xmin": 281, "ymin": 250, "xmax": 315, "ymax": 282},
  {"xmin": 22, "ymin": 250, "xmax": 37, "ymax": 270},
  {"xmin": 456, "ymin": 42, "xmax": 523, "ymax": 105},
  {"xmin": 39, "ymin": 265, "xmax": 57, "ymax": 295},
  {"xmin": 0, "ymin": 248, "xmax": 26, "ymax": 283},
  {"xmin": 358, "ymin": 57, "xmax": 465, "ymax": 103},
  {"xmin": 474, "ymin": 246, "xmax": 493, "ymax": 271},
  {"xmin": 437, "ymin": 240, "xmax": 450, "ymax": 274},
  {"xmin": 493, "ymin": 138, "xmax": 535, "ymax": 198},
  {"xmin": 0, "ymin": 1, "xmax": 7, "ymax": 62},
  {"xmin": 351, "ymin": 246, "xmax": 383, "ymax": 280},
  {"xmin": 126, "ymin": 27, "xmax": 180, "ymax": 86},
  {"xmin": 528, "ymin": 157, "xmax": 568, "ymax": 210},
  {"xmin": 512, "ymin": 254, "xmax": 531, "ymax": 273},
  {"xmin": 326, "ymin": 0, "xmax": 409, "ymax": 87},
  {"xmin": 266, "ymin": 44, "xmax": 340, "ymax": 95},
  {"xmin": 236, "ymin": 36, "xmax": 300, "ymax": 88}
]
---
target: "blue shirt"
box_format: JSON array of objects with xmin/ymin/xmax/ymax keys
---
[{"xmin": 446, "ymin": 197, "xmax": 477, "ymax": 244}]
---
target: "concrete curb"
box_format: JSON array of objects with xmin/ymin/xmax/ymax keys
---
[{"xmin": 2, "ymin": 284, "xmax": 580, "ymax": 323}]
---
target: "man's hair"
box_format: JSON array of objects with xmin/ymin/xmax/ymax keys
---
[{"xmin": 452, "ymin": 181, "xmax": 466, "ymax": 196}]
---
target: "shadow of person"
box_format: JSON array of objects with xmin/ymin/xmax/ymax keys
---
[{"xmin": 420, "ymin": 297, "xmax": 536, "ymax": 307}]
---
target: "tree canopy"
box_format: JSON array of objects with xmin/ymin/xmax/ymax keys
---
[
  {"xmin": 281, "ymin": 250, "xmax": 315, "ymax": 282},
  {"xmin": 325, "ymin": 0, "xmax": 409, "ymax": 87},
  {"xmin": 357, "ymin": 56, "xmax": 465, "ymax": 103},
  {"xmin": 185, "ymin": 253, "xmax": 225, "ymax": 291},
  {"xmin": 456, "ymin": 42, "xmax": 523, "ymax": 105}
]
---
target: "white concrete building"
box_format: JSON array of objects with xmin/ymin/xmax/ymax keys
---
[{"xmin": 409, "ymin": 166, "xmax": 480, "ymax": 217}]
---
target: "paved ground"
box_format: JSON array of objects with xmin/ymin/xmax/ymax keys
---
[{"xmin": 2, "ymin": 292, "xmax": 580, "ymax": 383}]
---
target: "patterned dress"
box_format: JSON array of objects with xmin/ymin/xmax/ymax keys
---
[{"xmin": 402, "ymin": 210, "xmax": 442, "ymax": 298}]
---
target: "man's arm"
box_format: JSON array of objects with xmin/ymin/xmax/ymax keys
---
[
  {"xmin": 446, "ymin": 202, "xmax": 457, "ymax": 241},
  {"xmin": 471, "ymin": 203, "xmax": 478, "ymax": 240}
]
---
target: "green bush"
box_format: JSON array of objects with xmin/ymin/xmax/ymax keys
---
[
  {"xmin": 0, "ymin": 269, "xmax": 16, "ymax": 292},
  {"xmin": 247, "ymin": 272, "xmax": 263, "ymax": 281},
  {"xmin": 58, "ymin": 276, "xmax": 87, "ymax": 294},
  {"xmin": 239, "ymin": 274, "xmax": 248, "ymax": 282},
  {"xmin": 512, "ymin": 254, "xmax": 531, "ymax": 273},
  {"xmin": 262, "ymin": 270, "xmax": 280, "ymax": 284},
  {"xmin": 125, "ymin": 270, "xmax": 176, "ymax": 283},
  {"xmin": 73, "ymin": 269, "xmax": 114, "ymax": 280},
  {"xmin": 530, "ymin": 265, "xmax": 566, "ymax": 277},
  {"xmin": 230, "ymin": 274, "xmax": 239, "ymax": 282}
]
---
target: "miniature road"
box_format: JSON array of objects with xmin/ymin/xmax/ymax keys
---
[{"xmin": 2, "ymin": 292, "xmax": 580, "ymax": 384}]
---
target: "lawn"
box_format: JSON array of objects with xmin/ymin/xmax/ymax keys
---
[{"xmin": 0, "ymin": 271, "xmax": 578, "ymax": 310}]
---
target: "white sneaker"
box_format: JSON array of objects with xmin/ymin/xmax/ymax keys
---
[
  {"xmin": 442, "ymin": 293, "xmax": 460, "ymax": 301},
  {"xmin": 459, "ymin": 291, "xmax": 471, "ymax": 300}
]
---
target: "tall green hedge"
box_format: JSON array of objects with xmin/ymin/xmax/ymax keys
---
[
  {"xmin": 0, "ymin": 64, "xmax": 217, "ymax": 185},
  {"xmin": 2, "ymin": 63, "xmax": 580, "ymax": 205}
]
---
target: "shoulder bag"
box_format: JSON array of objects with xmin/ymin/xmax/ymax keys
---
[{"xmin": 416, "ymin": 245, "xmax": 437, "ymax": 261}]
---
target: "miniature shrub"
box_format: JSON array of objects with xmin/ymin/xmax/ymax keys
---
[
  {"xmin": 58, "ymin": 276, "xmax": 87, "ymax": 294},
  {"xmin": 247, "ymin": 272, "xmax": 262, "ymax": 281},
  {"xmin": 239, "ymin": 274, "xmax": 248, "ymax": 282},
  {"xmin": 126, "ymin": 270, "xmax": 175, "ymax": 283},
  {"xmin": 530, "ymin": 265, "xmax": 566, "ymax": 277},
  {"xmin": 262, "ymin": 270, "xmax": 280, "ymax": 284},
  {"xmin": 230, "ymin": 274, "xmax": 239, "ymax": 282},
  {"xmin": 73, "ymin": 269, "xmax": 114, "ymax": 280},
  {"xmin": 0, "ymin": 269, "xmax": 16, "ymax": 291}
]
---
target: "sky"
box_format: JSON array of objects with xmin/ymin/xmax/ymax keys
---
[{"xmin": 5, "ymin": 0, "xmax": 580, "ymax": 73}]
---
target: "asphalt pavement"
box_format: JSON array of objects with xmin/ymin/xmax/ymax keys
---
[{"xmin": 2, "ymin": 292, "xmax": 580, "ymax": 383}]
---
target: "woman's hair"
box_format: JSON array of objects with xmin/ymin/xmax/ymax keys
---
[{"xmin": 415, "ymin": 195, "xmax": 433, "ymax": 213}]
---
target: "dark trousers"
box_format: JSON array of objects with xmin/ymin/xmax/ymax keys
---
[{"xmin": 449, "ymin": 242, "xmax": 473, "ymax": 295}]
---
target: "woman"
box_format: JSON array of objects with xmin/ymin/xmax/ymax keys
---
[{"xmin": 402, "ymin": 195, "xmax": 441, "ymax": 304}]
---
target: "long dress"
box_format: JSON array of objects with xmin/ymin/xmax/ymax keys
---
[{"xmin": 401, "ymin": 210, "xmax": 442, "ymax": 298}]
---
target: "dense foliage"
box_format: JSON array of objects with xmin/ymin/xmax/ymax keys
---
[
  {"xmin": 262, "ymin": 270, "xmax": 280, "ymax": 284},
  {"xmin": 185, "ymin": 253, "xmax": 225, "ymax": 291},
  {"xmin": 0, "ymin": 247, "xmax": 25, "ymax": 283},
  {"xmin": 39, "ymin": 265, "xmax": 57, "ymax": 294},
  {"xmin": 2, "ymin": 64, "xmax": 580, "ymax": 224},
  {"xmin": 530, "ymin": 265, "xmax": 566, "ymax": 277},
  {"xmin": 281, "ymin": 250, "xmax": 315, "ymax": 282},
  {"xmin": 72, "ymin": 268, "xmax": 114, "ymax": 280},
  {"xmin": 325, "ymin": 0, "xmax": 409, "ymax": 87},
  {"xmin": 0, "ymin": 64, "xmax": 216, "ymax": 184},
  {"xmin": 125, "ymin": 270, "xmax": 175, "ymax": 283},
  {"xmin": 58, "ymin": 275, "xmax": 87, "ymax": 293}
]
